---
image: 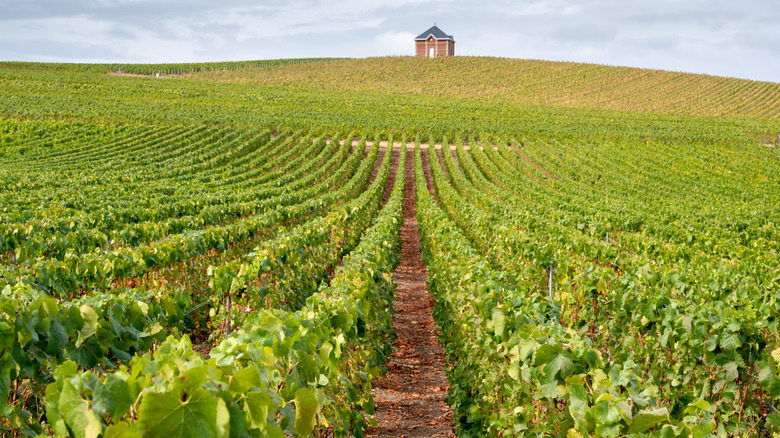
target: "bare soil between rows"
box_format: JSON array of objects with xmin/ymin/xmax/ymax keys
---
[{"xmin": 366, "ymin": 149, "xmax": 454, "ymax": 438}]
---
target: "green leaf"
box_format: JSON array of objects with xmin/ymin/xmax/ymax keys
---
[
  {"xmin": 92, "ymin": 375, "xmax": 133, "ymax": 423},
  {"xmin": 491, "ymin": 309, "xmax": 506, "ymax": 338},
  {"xmin": 318, "ymin": 341, "xmax": 333, "ymax": 362},
  {"xmin": 534, "ymin": 344, "xmax": 557, "ymax": 366},
  {"xmin": 539, "ymin": 381, "xmax": 559, "ymax": 399},
  {"xmin": 111, "ymin": 346, "xmax": 133, "ymax": 362},
  {"xmin": 317, "ymin": 374, "xmax": 329, "ymax": 386},
  {"xmin": 567, "ymin": 379, "xmax": 588, "ymax": 415},
  {"xmin": 215, "ymin": 398, "xmax": 230, "ymax": 438},
  {"xmin": 585, "ymin": 348, "xmax": 603, "ymax": 368},
  {"xmin": 592, "ymin": 400, "xmax": 620, "ymax": 425},
  {"xmin": 46, "ymin": 361, "xmax": 79, "ymax": 417},
  {"xmin": 508, "ymin": 362, "xmax": 520, "ymax": 381},
  {"xmin": 628, "ymin": 408, "xmax": 670, "ymax": 433},
  {"xmin": 173, "ymin": 365, "xmax": 209, "ymax": 393},
  {"xmin": 719, "ymin": 332, "xmax": 742, "ymax": 351},
  {"xmin": 0, "ymin": 374, "xmax": 8, "ymax": 409},
  {"xmin": 104, "ymin": 422, "xmax": 142, "ymax": 438},
  {"xmin": 293, "ymin": 387, "xmax": 320, "ymax": 436},
  {"xmin": 58, "ymin": 378, "xmax": 103, "ymax": 438},
  {"xmin": 48, "ymin": 318, "xmax": 68, "ymax": 355},
  {"xmin": 722, "ymin": 361, "xmax": 739, "ymax": 381},
  {"xmin": 771, "ymin": 346, "xmax": 780, "ymax": 363},
  {"xmin": 76, "ymin": 304, "xmax": 99, "ymax": 348},
  {"xmin": 595, "ymin": 423, "xmax": 621, "ymax": 438},
  {"xmin": 691, "ymin": 419, "xmax": 715, "ymax": 438},
  {"xmin": 137, "ymin": 389, "xmax": 229, "ymax": 438},
  {"xmin": 244, "ymin": 391, "xmax": 272, "ymax": 430},
  {"xmin": 542, "ymin": 352, "xmax": 575, "ymax": 383},
  {"xmin": 683, "ymin": 399, "xmax": 711, "ymax": 414},
  {"xmin": 262, "ymin": 424, "xmax": 286, "ymax": 438},
  {"xmin": 229, "ymin": 366, "xmax": 263, "ymax": 393},
  {"xmin": 660, "ymin": 329, "xmax": 671, "ymax": 347},
  {"xmin": 519, "ymin": 339, "xmax": 539, "ymax": 361},
  {"xmin": 68, "ymin": 338, "xmax": 104, "ymax": 369},
  {"xmin": 766, "ymin": 414, "xmax": 780, "ymax": 428}
]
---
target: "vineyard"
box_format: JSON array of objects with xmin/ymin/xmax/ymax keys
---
[
  {"xmin": 193, "ymin": 57, "xmax": 780, "ymax": 120},
  {"xmin": 1, "ymin": 59, "xmax": 343, "ymax": 76},
  {"xmin": 1, "ymin": 57, "xmax": 780, "ymax": 437}
]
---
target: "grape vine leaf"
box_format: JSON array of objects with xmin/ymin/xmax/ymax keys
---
[
  {"xmin": 228, "ymin": 366, "xmax": 263, "ymax": 393},
  {"xmin": 244, "ymin": 391, "xmax": 272, "ymax": 430},
  {"xmin": 491, "ymin": 309, "xmax": 506, "ymax": 338},
  {"xmin": 76, "ymin": 304, "xmax": 98, "ymax": 348},
  {"xmin": 536, "ymin": 345, "xmax": 575, "ymax": 383},
  {"xmin": 627, "ymin": 408, "xmax": 670, "ymax": 433},
  {"xmin": 719, "ymin": 332, "xmax": 742, "ymax": 351},
  {"xmin": 58, "ymin": 378, "xmax": 102, "ymax": 438},
  {"xmin": 137, "ymin": 388, "xmax": 229, "ymax": 438},
  {"xmin": 294, "ymin": 387, "xmax": 320, "ymax": 436},
  {"xmin": 104, "ymin": 422, "xmax": 142, "ymax": 438},
  {"xmin": 92, "ymin": 375, "xmax": 133, "ymax": 422}
]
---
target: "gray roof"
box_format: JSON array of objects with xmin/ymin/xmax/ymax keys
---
[{"xmin": 415, "ymin": 25, "xmax": 454, "ymax": 41}]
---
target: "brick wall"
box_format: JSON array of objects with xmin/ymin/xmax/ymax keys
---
[{"xmin": 415, "ymin": 37, "xmax": 455, "ymax": 57}]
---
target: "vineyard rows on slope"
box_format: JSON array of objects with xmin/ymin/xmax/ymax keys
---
[
  {"xmin": 2, "ymin": 55, "xmax": 780, "ymax": 437},
  {"xmin": 413, "ymin": 137, "xmax": 780, "ymax": 436},
  {"xmin": 0, "ymin": 119, "xmax": 412, "ymax": 436},
  {"xmin": 3, "ymin": 63, "xmax": 780, "ymax": 146},
  {"xmin": 195, "ymin": 57, "xmax": 780, "ymax": 120},
  {"xmin": 2, "ymin": 118, "xmax": 780, "ymax": 436}
]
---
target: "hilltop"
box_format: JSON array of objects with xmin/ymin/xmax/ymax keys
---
[
  {"xmin": 192, "ymin": 56, "xmax": 780, "ymax": 120},
  {"xmin": 1, "ymin": 57, "xmax": 779, "ymax": 145}
]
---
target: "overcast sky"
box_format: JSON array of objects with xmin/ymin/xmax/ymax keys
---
[{"xmin": 1, "ymin": 0, "xmax": 778, "ymax": 83}]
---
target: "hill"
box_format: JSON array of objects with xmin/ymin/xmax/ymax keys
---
[
  {"xmin": 1, "ymin": 57, "xmax": 780, "ymax": 436},
  {"xmin": 1, "ymin": 59, "xmax": 778, "ymax": 146},
  {"xmin": 192, "ymin": 56, "xmax": 780, "ymax": 120}
]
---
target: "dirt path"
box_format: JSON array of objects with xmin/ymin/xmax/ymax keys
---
[
  {"xmin": 384, "ymin": 148, "xmax": 400, "ymax": 203},
  {"xmin": 421, "ymin": 149, "xmax": 437, "ymax": 199},
  {"xmin": 368, "ymin": 147, "xmax": 388, "ymax": 185},
  {"xmin": 366, "ymin": 149, "xmax": 454, "ymax": 438}
]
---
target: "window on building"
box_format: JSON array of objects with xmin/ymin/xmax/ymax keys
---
[{"xmin": 429, "ymin": 47, "xmax": 435, "ymax": 58}]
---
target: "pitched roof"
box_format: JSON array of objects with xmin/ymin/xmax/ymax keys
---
[{"xmin": 415, "ymin": 25, "xmax": 454, "ymax": 41}]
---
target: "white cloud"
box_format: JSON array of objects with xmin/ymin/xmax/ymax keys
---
[
  {"xmin": 507, "ymin": 0, "xmax": 582, "ymax": 16},
  {"xmin": 0, "ymin": 0, "xmax": 778, "ymax": 82},
  {"xmin": 374, "ymin": 31, "xmax": 416, "ymax": 56}
]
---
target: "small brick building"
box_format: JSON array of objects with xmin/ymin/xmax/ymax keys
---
[{"xmin": 415, "ymin": 25, "xmax": 455, "ymax": 58}]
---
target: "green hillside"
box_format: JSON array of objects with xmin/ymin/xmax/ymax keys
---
[
  {"xmin": 1, "ymin": 58, "xmax": 779, "ymax": 145},
  {"xmin": 193, "ymin": 56, "xmax": 780, "ymax": 121},
  {"xmin": 1, "ymin": 57, "xmax": 779, "ymax": 437}
]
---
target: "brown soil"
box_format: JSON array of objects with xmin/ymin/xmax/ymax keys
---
[
  {"xmin": 420, "ymin": 149, "xmax": 437, "ymax": 198},
  {"xmin": 366, "ymin": 149, "xmax": 454, "ymax": 438},
  {"xmin": 369, "ymin": 147, "xmax": 387, "ymax": 185},
  {"xmin": 384, "ymin": 148, "xmax": 400, "ymax": 203}
]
